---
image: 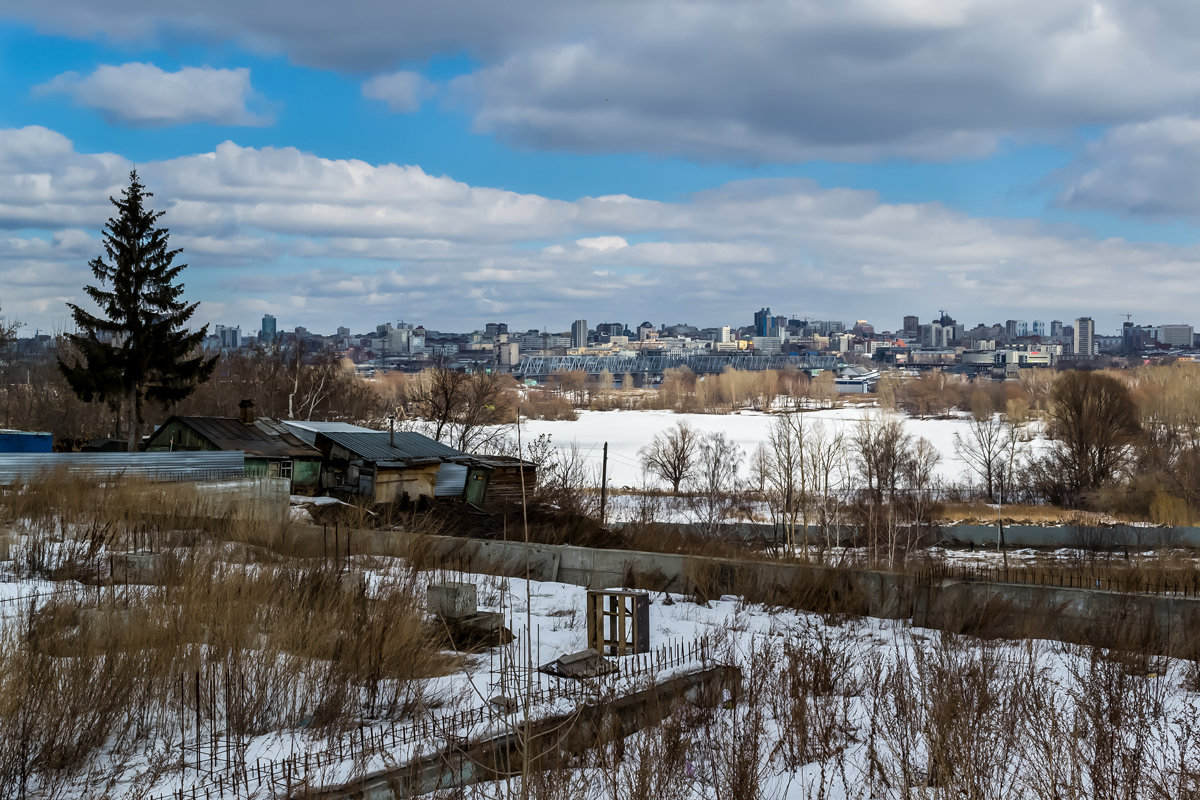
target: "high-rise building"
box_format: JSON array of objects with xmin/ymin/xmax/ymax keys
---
[
  {"xmin": 1159, "ymin": 324, "xmax": 1195, "ymax": 348},
  {"xmin": 1016, "ymin": 320, "xmax": 1029, "ymax": 337},
  {"xmin": 595, "ymin": 322, "xmax": 626, "ymax": 339},
  {"xmin": 215, "ymin": 324, "xmax": 241, "ymax": 349},
  {"xmin": 260, "ymin": 314, "xmax": 277, "ymax": 346},
  {"xmin": 1074, "ymin": 317, "xmax": 1095, "ymax": 358},
  {"xmin": 1032, "ymin": 320, "xmax": 1046, "ymax": 337},
  {"xmin": 753, "ymin": 307, "xmax": 773, "ymax": 337},
  {"xmin": 1005, "ymin": 320, "xmax": 1018, "ymax": 339},
  {"xmin": 571, "ymin": 319, "xmax": 588, "ymax": 349},
  {"xmin": 902, "ymin": 315, "xmax": 920, "ymax": 335}
]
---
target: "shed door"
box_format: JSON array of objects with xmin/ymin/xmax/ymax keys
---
[{"xmin": 465, "ymin": 472, "xmax": 489, "ymax": 505}]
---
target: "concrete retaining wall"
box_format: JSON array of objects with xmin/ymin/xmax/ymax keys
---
[
  {"xmin": 628, "ymin": 520, "xmax": 1200, "ymax": 549},
  {"xmin": 293, "ymin": 525, "xmax": 1200, "ymax": 657}
]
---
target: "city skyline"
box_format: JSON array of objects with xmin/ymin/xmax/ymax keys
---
[
  {"xmin": 97, "ymin": 309, "xmax": 1192, "ymax": 345},
  {"xmin": 4, "ymin": 4, "xmax": 1200, "ymax": 333}
]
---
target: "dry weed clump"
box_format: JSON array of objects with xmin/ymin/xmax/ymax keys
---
[
  {"xmin": 0, "ymin": 470, "xmax": 291, "ymax": 580},
  {"xmin": 0, "ymin": 546, "xmax": 451, "ymax": 797}
]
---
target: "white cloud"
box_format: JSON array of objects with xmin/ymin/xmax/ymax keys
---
[
  {"xmin": 2, "ymin": 126, "xmax": 1199, "ymax": 332},
  {"xmin": 1056, "ymin": 116, "xmax": 1200, "ymax": 219},
  {"xmin": 34, "ymin": 63, "xmax": 271, "ymax": 127},
  {"xmin": 576, "ymin": 236, "xmax": 628, "ymax": 251},
  {"xmin": 362, "ymin": 71, "xmax": 433, "ymax": 113},
  {"xmin": 11, "ymin": 1, "xmax": 1200, "ymax": 160}
]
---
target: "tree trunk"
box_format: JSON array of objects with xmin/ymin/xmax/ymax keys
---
[{"xmin": 126, "ymin": 384, "xmax": 139, "ymax": 452}]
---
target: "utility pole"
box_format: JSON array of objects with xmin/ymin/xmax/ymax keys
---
[
  {"xmin": 600, "ymin": 442, "xmax": 609, "ymax": 525},
  {"xmin": 997, "ymin": 465, "xmax": 1009, "ymax": 572}
]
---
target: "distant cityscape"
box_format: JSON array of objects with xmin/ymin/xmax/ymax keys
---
[{"xmin": 11, "ymin": 308, "xmax": 1198, "ymax": 387}]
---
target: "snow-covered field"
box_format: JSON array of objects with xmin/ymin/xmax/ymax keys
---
[
  {"xmin": 5, "ymin": 554, "xmax": 1200, "ymax": 799},
  {"xmin": 511, "ymin": 407, "xmax": 1045, "ymax": 491}
]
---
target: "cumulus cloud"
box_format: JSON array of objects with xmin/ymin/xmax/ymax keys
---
[
  {"xmin": 2, "ymin": 125, "xmax": 1199, "ymax": 331},
  {"xmin": 1056, "ymin": 116, "xmax": 1200, "ymax": 219},
  {"xmin": 34, "ymin": 63, "xmax": 271, "ymax": 127},
  {"xmin": 362, "ymin": 71, "xmax": 434, "ymax": 113},
  {"xmin": 10, "ymin": 1, "xmax": 1200, "ymax": 160}
]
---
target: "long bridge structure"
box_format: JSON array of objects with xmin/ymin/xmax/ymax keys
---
[{"xmin": 512, "ymin": 352, "xmax": 843, "ymax": 380}]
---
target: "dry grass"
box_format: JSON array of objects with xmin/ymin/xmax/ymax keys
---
[{"xmin": 0, "ymin": 474, "xmax": 456, "ymax": 798}]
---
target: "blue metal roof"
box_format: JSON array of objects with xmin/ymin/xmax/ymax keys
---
[{"xmin": 316, "ymin": 430, "xmax": 466, "ymax": 463}]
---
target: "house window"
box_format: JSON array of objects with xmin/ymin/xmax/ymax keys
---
[{"xmin": 280, "ymin": 460, "xmax": 293, "ymax": 480}]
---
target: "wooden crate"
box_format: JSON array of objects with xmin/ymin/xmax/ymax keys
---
[{"xmin": 586, "ymin": 589, "xmax": 650, "ymax": 656}]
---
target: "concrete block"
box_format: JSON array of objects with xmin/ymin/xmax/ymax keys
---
[{"xmin": 429, "ymin": 582, "xmax": 477, "ymax": 619}]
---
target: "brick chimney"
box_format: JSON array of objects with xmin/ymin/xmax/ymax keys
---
[{"xmin": 239, "ymin": 398, "xmax": 256, "ymax": 424}]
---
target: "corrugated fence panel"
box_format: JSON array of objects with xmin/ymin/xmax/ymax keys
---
[
  {"xmin": 435, "ymin": 463, "xmax": 468, "ymax": 497},
  {"xmin": 0, "ymin": 451, "xmax": 245, "ymax": 483}
]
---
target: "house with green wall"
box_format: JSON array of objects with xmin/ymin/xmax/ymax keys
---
[{"xmin": 145, "ymin": 405, "xmax": 323, "ymax": 494}]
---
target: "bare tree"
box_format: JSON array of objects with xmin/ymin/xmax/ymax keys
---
[
  {"xmin": 852, "ymin": 413, "xmax": 917, "ymax": 563},
  {"xmin": 953, "ymin": 393, "xmax": 1020, "ymax": 501},
  {"xmin": 1043, "ymin": 371, "xmax": 1141, "ymax": 506},
  {"xmin": 749, "ymin": 442, "xmax": 772, "ymax": 495},
  {"xmin": 900, "ymin": 437, "xmax": 942, "ymax": 548},
  {"xmin": 805, "ymin": 420, "xmax": 849, "ymax": 558},
  {"xmin": 686, "ymin": 431, "xmax": 744, "ymax": 536},
  {"xmin": 406, "ymin": 366, "xmax": 513, "ymax": 452},
  {"xmin": 766, "ymin": 412, "xmax": 808, "ymax": 553},
  {"xmin": 853, "ymin": 412, "xmax": 912, "ymax": 508},
  {"xmin": 809, "ymin": 371, "xmax": 838, "ymax": 409},
  {"xmin": 638, "ymin": 421, "xmax": 700, "ymax": 494}
]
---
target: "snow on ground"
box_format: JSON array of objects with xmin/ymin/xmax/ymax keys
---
[
  {"xmin": 3, "ymin": 545, "xmax": 1199, "ymax": 799},
  {"xmin": 509, "ymin": 407, "xmax": 1046, "ymax": 491}
]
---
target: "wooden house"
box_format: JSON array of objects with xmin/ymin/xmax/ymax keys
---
[
  {"xmin": 145, "ymin": 405, "xmax": 322, "ymax": 494},
  {"xmin": 302, "ymin": 428, "xmax": 471, "ymax": 506}
]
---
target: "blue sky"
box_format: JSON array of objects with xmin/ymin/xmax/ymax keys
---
[{"xmin": 3, "ymin": 2, "xmax": 1200, "ymax": 335}]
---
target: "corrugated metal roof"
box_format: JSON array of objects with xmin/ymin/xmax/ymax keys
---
[
  {"xmin": 0, "ymin": 451, "xmax": 245, "ymax": 483},
  {"xmin": 281, "ymin": 420, "xmax": 379, "ymax": 446},
  {"xmin": 169, "ymin": 416, "xmax": 320, "ymax": 459},
  {"xmin": 317, "ymin": 430, "xmax": 465, "ymax": 463}
]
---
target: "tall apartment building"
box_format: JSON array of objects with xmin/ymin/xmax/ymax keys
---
[
  {"xmin": 260, "ymin": 314, "xmax": 276, "ymax": 345},
  {"xmin": 1032, "ymin": 320, "xmax": 1046, "ymax": 337},
  {"xmin": 1074, "ymin": 316, "xmax": 1095, "ymax": 358},
  {"xmin": 1050, "ymin": 320, "xmax": 1064, "ymax": 339},
  {"xmin": 571, "ymin": 319, "xmax": 588, "ymax": 349},
  {"xmin": 753, "ymin": 307, "xmax": 774, "ymax": 337},
  {"xmin": 902, "ymin": 315, "xmax": 920, "ymax": 336}
]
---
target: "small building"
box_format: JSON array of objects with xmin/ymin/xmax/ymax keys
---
[
  {"xmin": 464, "ymin": 456, "xmax": 539, "ymax": 506},
  {"xmin": 304, "ymin": 429, "xmax": 471, "ymax": 506},
  {"xmin": 145, "ymin": 405, "xmax": 322, "ymax": 494},
  {"xmin": 282, "ymin": 421, "xmax": 537, "ymax": 508}
]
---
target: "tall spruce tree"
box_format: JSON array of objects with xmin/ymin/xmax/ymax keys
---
[{"xmin": 60, "ymin": 171, "xmax": 216, "ymax": 450}]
